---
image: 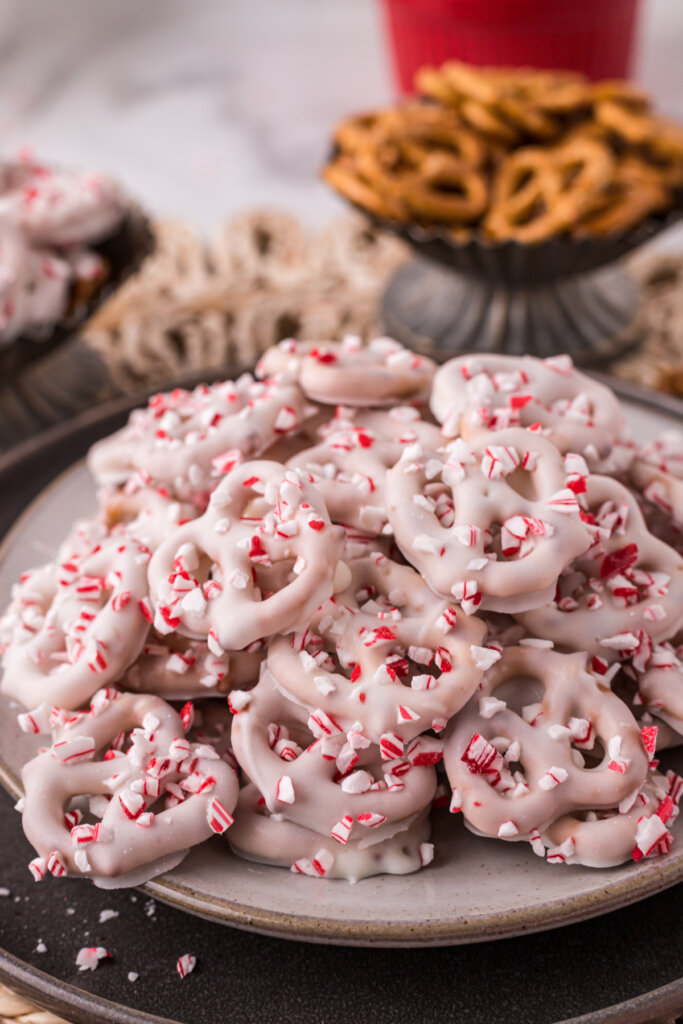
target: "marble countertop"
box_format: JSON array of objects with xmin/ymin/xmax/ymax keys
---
[{"xmin": 0, "ymin": 0, "xmax": 681, "ymax": 246}]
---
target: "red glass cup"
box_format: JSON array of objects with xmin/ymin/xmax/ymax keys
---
[{"xmin": 380, "ymin": 0, "xmax": 642, "ymax": 94}]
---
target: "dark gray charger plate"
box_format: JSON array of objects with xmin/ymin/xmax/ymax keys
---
[{"xmin": 0, "ymin": 378, "xmax": 681, "ymax": 1024}]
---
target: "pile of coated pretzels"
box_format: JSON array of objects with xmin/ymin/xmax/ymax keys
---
[{"xmin": 1, "ymin": 339, "xmax": 682, "ymax": 885}]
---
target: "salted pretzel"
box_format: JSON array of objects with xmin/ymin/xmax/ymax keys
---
[
  {"xmin": 124, "ymin": 633, "xmax": 264, "ymax": 700},
  {"xmin": 385, "ymin": 427, "xmax": 591, "ymax": 613},
  {"xmin": 256, "ymin": 335, "xmax": 436, "ymax": 408},
  {"xmin": 147, "ymin": 460, "xmax": 345, "ymax": 651},
  {"xmin": 400, "ymin": 149, "xmax": 489, "ymax": 224},
  {"xmin": 1, "ymin": 535, "xmax": 151, "ymax": 711},
  {"xmin": 267, "ymin": 553, "xmax": 486, "ymax": 743},
  {"xmin": 345, "ymin": 141, "xmax": 488, "ymax": 226},
  {"xmin": 484, "ymin": 147, "xmax": 560, "ymax": 240},
  {"xmin": 573, "ymin": 157, "xmax": 671, "ymax": 238},
  {"xmin": 543, "ymin": 769, "xmax": 681, "ymax": 867},
  {"xmin": 416, "ymin": 61, "xmax": 592, "ymax": 124},
  {"xmin": 590, "ymin": 79, "xmax": 651, "ymax": 109},
  {"xmin": 639, "ymin": 120, "xmax": 683, "ymax": 188},
  {"xmin": 322, "ymin": 153, "xmax": 409, "ymax": 222},
  {"xmin": 287, "ymin": 405, "xmax": 442, "ymax": 534},
  {"xmin": 484, "ymin": 136, "xmax": 614, "ymax": 242},
  {"xmin": 228, "ymin": 783, "xmax": 432, "ymax": 880},
  {"xmin": 430, "ymin": 352, "xmax": 624, "ymax": 460},
  {"xmin": 20, "ymin": 690, "xmax": 239, "ymax": 884},
  {"xmin": 443, "ymin": 646, "xmax": 650, "ymax": 841},
  {"xmin": 230, "ymin": 669, "xmax": 437, "ymax": 844},
  {"xmin": 595, "ymin": 99, "xmax": 665, "ymax": 147},
  {"xmin": 518, "ymin": 476, "xmax": 683, "ymax": 657},
  {"xmin": 87, "ymin": 375, "xmax": 311, "ymax": 500},
  {"xmin": 379, "ymin": 104, "xmax": 487, "ymax": 169}
]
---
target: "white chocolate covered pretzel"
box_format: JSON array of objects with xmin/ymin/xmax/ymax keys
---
[
  {"xmin": 147, "ymin": 460, "xmax": 345, "ymax": 651},
  {"xmin": 288, "ymin": 406, "xmax": 442, "ymax": 534},
  {"xmin": 1, "ymin": 535, "xmax": 151, "ymax": 710},
  {"xmin": 125, "ymin": 634, "xmax": 263, "ymax": 700},
  {"xmin": 102, "ymin": 486, "xmax": 198, "ymax": 552},
  {"xmin": 543, "ymin": 769, "xmax": 681, "ymax": 868},
  {"xmin": 636, "ymin": 656, "xmax": 683, "ymax": 737},
  {"xmin": 229, "ymin": 783, "xmax": 432, "ymax": 881},
  {"xmin": 267, "ymin": 554, "xmax": 486, "ymax": 742},
  {"xmin": 231, "ymin": 669, "xmax": 437, "ymax": 845},
  {"xmin": 385, "ymin": 427, "xmax": 591, "ymax": 613},
  {"xmin": 256, "ymin": 335, "xmax": 436, "ymax": 407},
  {"xmin": 88, "ymin": 376, "xmax": 311, "ymax": 499},
  {"xmin": 431, "ymin": 353, "xmax": 624, "ymax": 461},
  {"xmin": 518, "ymin": 476, "xmax": 683, "ymax": 657},
  {"xmin": 20, "ymin": 690, "xmax": 239, "ymax": 885},
  {"xmin": 631, "ymin": 433, "xmax": 683, "ymax": 527},
  {"xmin": 443, "ymin": 646, "xmax": 649, "ymax": 841}
]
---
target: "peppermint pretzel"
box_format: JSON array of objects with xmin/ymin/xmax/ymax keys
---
[
  {"xmin": 443, "ymin": 646, "xmax": 649, "ymax": 840},
  {"xmin": 610, "ymin": 669, "xmax": 683, "ymax": 752},
  {"xmin": 125, "ymin": 634, "xmax": 263, "ymax": 700},
  {"xmin": 430, "ymin": 353, "xmax": 623, "ymax": 461},
  {"xmin": 147, "ymin": 460, "xmax": 345, "ymax": 651},
  {"xmin": 630, "ymin": 433, "xmax": 683, "ymax": 527},
  {"xmin": 518, "ymin": 476, "xmax": 683, "ymax": 656},
  {"xmin": 1, "ymin": 535, "xmax": 151, "ymax": 710},
  {"xmin": 230, "ymin": 670, "xmax": 437, "ymax": 844},
  {"xmin": 543, "ymin": 769, "xmax": 681, "ymax": 867},
  {"xmin": 256, "ymin": 335, "xmax": 436, "ymax": 407},
  {"xmin": 267, "ymin": 554, "xmax": 486, "ymax": 742},
  {"xmin": 636, "ymin": 659, "xmax": 683, "ymax": 737},
  {"xmin": 288, "ymin": 406, "xmax": 442, "ymax": 534},
  {"xmin": 87, "ymin": 375, "xmax": 311, "ymax": 499},
  {"xmin": 102, "ymin": 486, "xmax": 198, "ymax": 552},
  {"xmin": 20, "ymin": 690, "xmax": 239, "ymax": 884},
  {"xmin": 228, "ymin": 784, "xmax": 433, "ymax": 881},
  {"xmin": 0, "ymin": 158, "xmax": 125, "ymax": 247},
  {"xmin": 385, "ymin": 427, "xmax": 591, "ymax": 613},
  {"xmin": 0, "ymin": 219, "xmax": 72, "ymax": 343}
]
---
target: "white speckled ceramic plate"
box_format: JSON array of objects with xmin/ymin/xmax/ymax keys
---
[{"xmin": 0, "ymin": 395, "xmax": 682, "ymax": 948}]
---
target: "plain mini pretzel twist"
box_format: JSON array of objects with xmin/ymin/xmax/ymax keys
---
[{"xmin": 288, "ymin": 406, "xmax": 442, "ymax": 535}]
